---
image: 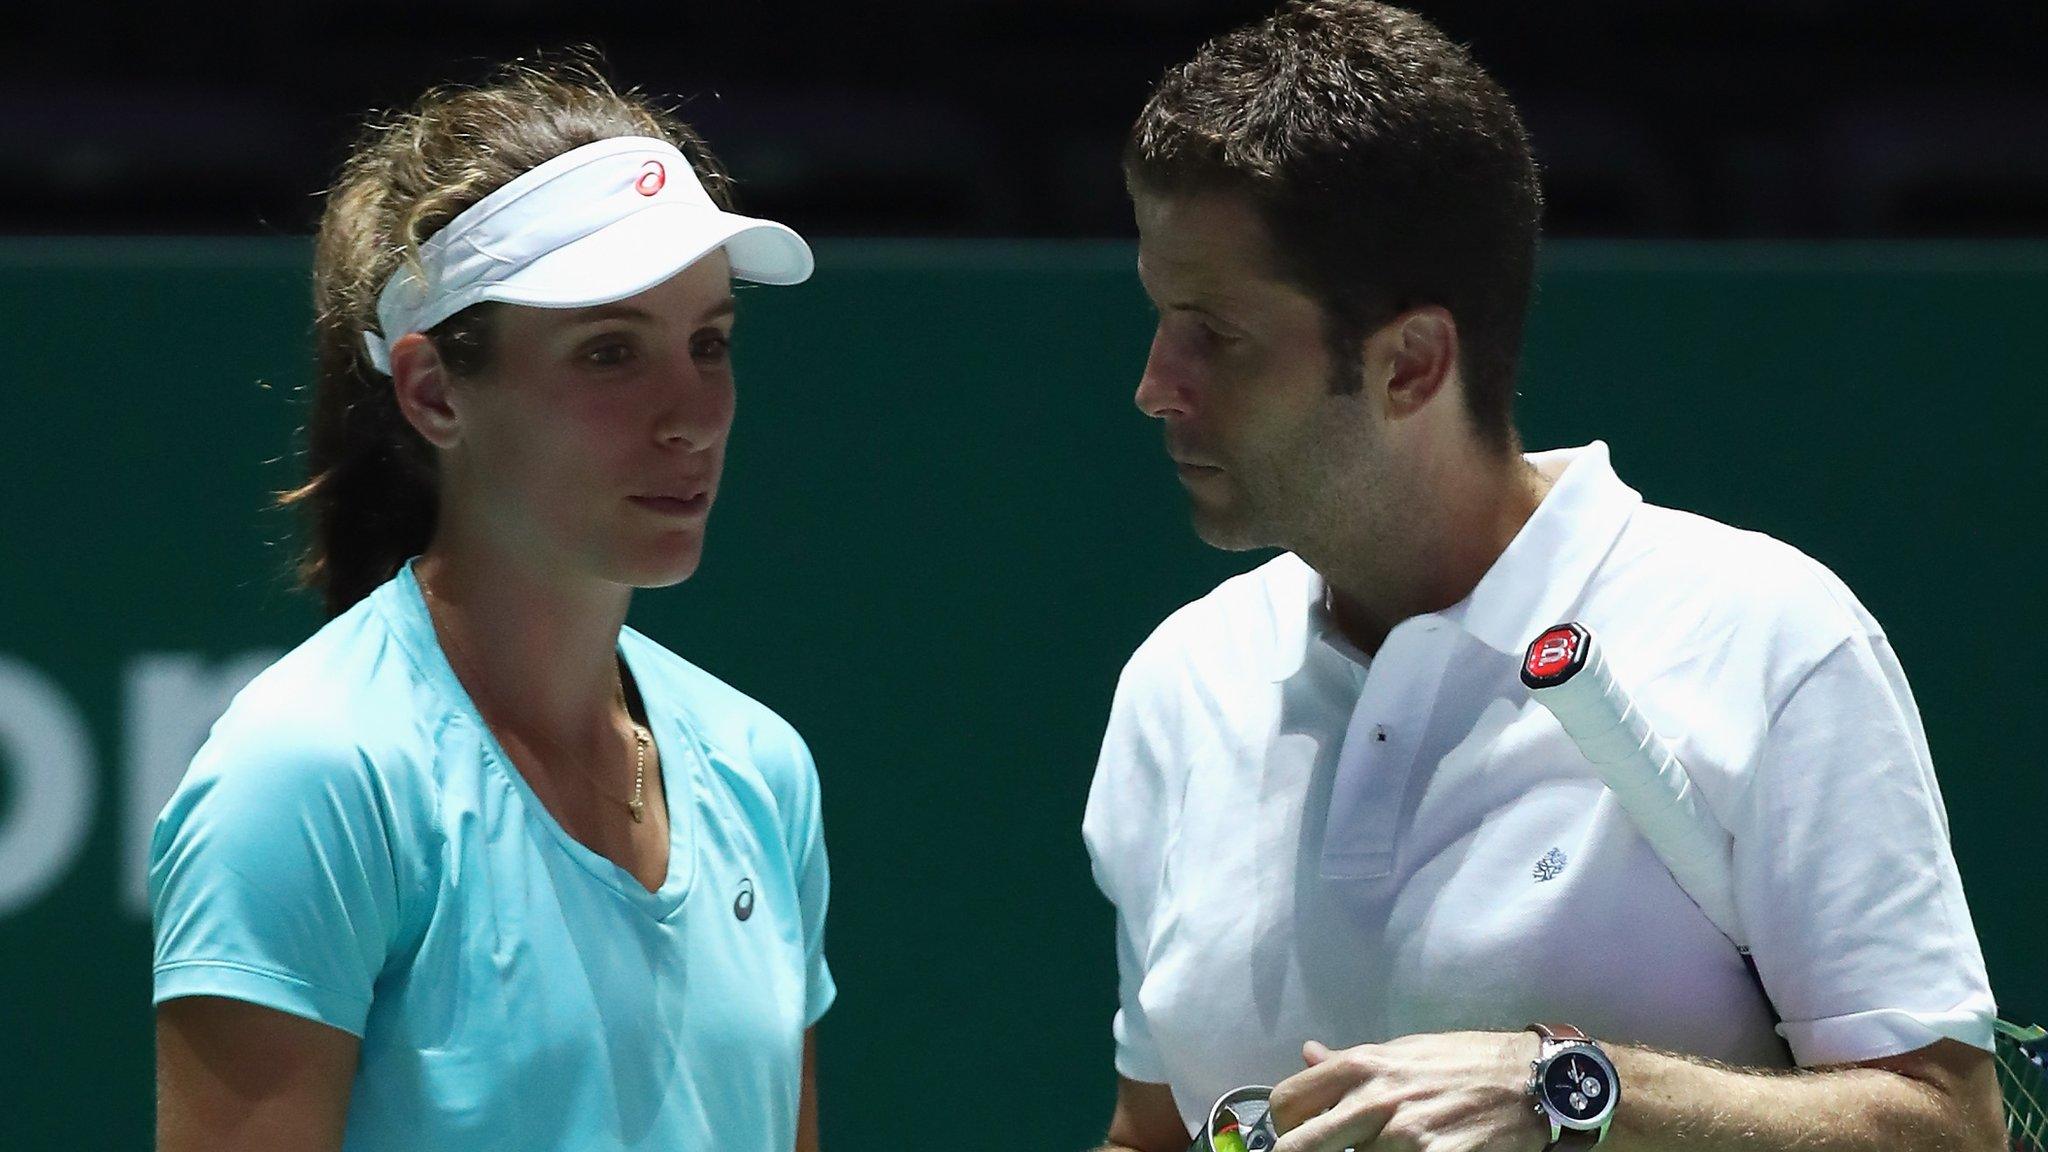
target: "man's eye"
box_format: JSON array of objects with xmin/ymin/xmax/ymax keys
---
[{"xmin": 1177, "ymin": 316, "xmax": 1237, "ymax": 352}]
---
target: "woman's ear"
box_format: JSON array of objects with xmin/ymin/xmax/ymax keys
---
[{"xmin": 388, "ymin": 333, "xmax": 461, "ymax": 450}]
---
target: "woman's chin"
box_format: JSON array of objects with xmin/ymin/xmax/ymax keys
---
[{"xmin": 608, "ymin": 539, "xmax": 706, "ymax": 590}]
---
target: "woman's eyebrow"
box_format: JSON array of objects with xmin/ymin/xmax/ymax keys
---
[
  {"xmin": 566, "ymin": 302, "xmax": 653, "ymax": 325},
  {"xmin": 563, "ymin": 297, "xmax": 737, "ymax": 327}
]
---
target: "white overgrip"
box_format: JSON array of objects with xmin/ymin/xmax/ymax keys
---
[{"xmin": 1528, "ymin": 629, "xmax": 1747, "ymax": 949}]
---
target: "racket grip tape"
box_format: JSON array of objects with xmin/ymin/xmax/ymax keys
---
[{"xmin": 1522, "ymin": 623, "xmax": 1746, "ymax": 947}]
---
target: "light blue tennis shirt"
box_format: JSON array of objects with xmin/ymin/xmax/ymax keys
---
[{"xmin": 151, "ymin": 563, "xmax": 834, "ymax": 1151}]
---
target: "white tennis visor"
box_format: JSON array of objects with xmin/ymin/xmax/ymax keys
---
[{"xmin": 361, "ymin": 135, "xmax": 813, "ymax": 374}]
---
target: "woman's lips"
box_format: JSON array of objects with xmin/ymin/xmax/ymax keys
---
[{"xmin": 628, "ymin": 493, "xmax": 710, "ymax": 517}]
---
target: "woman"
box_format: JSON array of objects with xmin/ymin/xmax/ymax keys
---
[{"xmin": 150, "ymin": 59, "xmax": 832, "ymax": 1151}]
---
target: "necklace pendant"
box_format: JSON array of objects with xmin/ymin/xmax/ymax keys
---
[{"xmin": 628, "ymin": 797, "xmax": 645, "ymax": 824}]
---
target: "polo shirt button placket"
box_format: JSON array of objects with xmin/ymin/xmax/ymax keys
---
[{"xmin": 1319, "ymin": 624, "xmax": 1453, "ymax": 884}]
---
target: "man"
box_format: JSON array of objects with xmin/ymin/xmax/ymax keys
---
[{"xmin": 1081, "ymin": 4, "xmax": 2005, "ymax": 1151}]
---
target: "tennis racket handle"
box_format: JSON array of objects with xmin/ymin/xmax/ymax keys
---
[{"xmin": 1522, "ymin": 623, "xmax": 1746, "ymax": 947}]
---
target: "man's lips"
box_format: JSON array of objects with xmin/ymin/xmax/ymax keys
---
[{"xmin": 1167, "ymin": 437, "xmax": 1221, "ymax": 470}]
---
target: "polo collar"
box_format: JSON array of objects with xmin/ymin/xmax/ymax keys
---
[
  {"xmin": 1439, "ymin": 440, "xmax": 1641, "ymax": 658},
  {"xmin": 1259, "ymin": 553, "xmax": 1331, "ymax": 682},
  {"xmin": 1263, "ymin": 441, "xmax": 1641, "ymax": 680}
]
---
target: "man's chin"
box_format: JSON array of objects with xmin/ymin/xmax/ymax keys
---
[{"xmin": 1189, "ymin": 506, "xmax": 1272, "ymax": 552}]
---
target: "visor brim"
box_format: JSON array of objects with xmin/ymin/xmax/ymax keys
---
[{"xmin": 480, "ymin": 202, "xmax": 814, "ymax": 312}]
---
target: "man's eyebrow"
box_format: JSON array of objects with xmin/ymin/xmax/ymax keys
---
[
  {"xmin": 699, "ymin": 297, "xmax": 737, "ymax": 322},
  {"xmin": 1137, "ymin": 259, "xmax": 1246, "ymax": 318},
  {"xmin": 1157, "ymin": 296, "xmax": 1240, "ymax": 326}
]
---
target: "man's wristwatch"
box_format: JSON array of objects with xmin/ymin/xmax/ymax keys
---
[{"xmin": 1525, "ymin": 1023, "xmax": 1619, "ymax": 1149}]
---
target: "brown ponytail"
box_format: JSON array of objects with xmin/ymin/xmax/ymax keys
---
[{"xmin": 283, "ymin": 53, "xmax": 737, "ymax": 616}]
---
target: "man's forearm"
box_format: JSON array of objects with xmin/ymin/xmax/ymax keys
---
[
  {"xmin": 1607, "ymin": 1039, "xmax": 2004, "ymax": 1152},
  {"xmin": 1264, "ymin": 1030, "xmax": 2003, "ymax": 1152}
]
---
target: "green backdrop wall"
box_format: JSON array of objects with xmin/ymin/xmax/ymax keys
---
[{"xmin": 0, "ymin": 239, "xmax": 2041, "ymax": 1147}]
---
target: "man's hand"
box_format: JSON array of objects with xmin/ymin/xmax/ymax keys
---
[
  {"xmin": 1269, "ymin": 1031, "xmax": 1548, "ymax": 1152},
  {"xmin": 1263, "ymin": 1031, "xmax": 2003, "ymax": 1152}
]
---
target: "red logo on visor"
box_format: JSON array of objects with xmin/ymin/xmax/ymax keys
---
[{"xmin": 635, "ymin": 161, "xmax": 666, "ymax": 196}]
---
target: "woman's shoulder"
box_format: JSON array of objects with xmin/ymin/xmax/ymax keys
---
[
  {"xmin": 187, "ymin": 595, "xmax": 450, "ymax": 807},
  {"xmin": 619, "ymin": 629, "xmax": 814, "ymax": 776}
]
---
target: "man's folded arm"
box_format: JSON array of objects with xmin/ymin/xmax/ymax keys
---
[
  {"xmin": 1602, "ymin": 1036, "xmax": 2003, "ymax": 1152},
  {"xmin": 1095, "ymin": 1075, "xmax": 1193, "ymax": 1152}
]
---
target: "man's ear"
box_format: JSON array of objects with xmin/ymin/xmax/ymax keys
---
[
  {"xmin": 388, "ymin": 333, "xmax": 461, "ymax": 450},
  {"xmin": 1367, "ymin": 306, "xmax": 1459, "ymax": 422}
]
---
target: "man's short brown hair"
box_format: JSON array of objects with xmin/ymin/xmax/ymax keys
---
[{"xmin": 1126, "ymin": 1, "xmax": 1542, "ymax": 450}]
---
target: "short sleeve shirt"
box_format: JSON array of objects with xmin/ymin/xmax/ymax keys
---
[
  {"xmin": 152, "ymin": 562, "xmax": 835, "ymax": 1152},
  {"xmin": 1082, "ymin": 442, "xmax": 1995, "ymax": 1131}
]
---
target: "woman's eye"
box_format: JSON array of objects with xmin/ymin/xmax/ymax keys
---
[
  {"xmin": 584, "ymin": 339, "xmax": 634, "ymax": 367},
  {"xmin": 691, "ymin": 330, "xmax": 733, "ymax": 364}
]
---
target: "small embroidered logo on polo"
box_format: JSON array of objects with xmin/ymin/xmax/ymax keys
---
[
  {"xmin": 734, "ymin": 877, "xmax": 755, "ymax": 921},
  {"xmin": 1532, "ymin": 847, "xmax": 1568, "ymax": 882}
]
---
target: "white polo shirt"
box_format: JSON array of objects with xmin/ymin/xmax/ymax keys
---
[{"xmin": 1083, "ymin": 442, "xmax": 1996, "ymax": 1132}]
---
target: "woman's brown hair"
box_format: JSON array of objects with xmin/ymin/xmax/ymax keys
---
[{"xmin": 285, "ymin": 54, "xmax": 736, "ymax": 616}]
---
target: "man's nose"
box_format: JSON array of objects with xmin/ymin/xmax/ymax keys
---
[{"xmin": 1135, "ymin": 328, "xmax": 1193, "ymax": 419}]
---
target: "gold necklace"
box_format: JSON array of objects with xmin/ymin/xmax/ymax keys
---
[
  {"xmin": 423, "ymin": 574, "xmax": 651, "ymax": 824},
  {"xmin": 625, "ymin": 711, "xmax": 650, "ymax": 824}
]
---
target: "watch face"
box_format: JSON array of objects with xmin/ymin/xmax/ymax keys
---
[{"xmin": 1540, "ymin": 1048, "xmax": 1615, "ymax": 1126}]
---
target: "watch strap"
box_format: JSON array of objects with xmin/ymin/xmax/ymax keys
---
[
  {"xmin": 1526, "ymin": 1024, "xmax": 1606, "ymax": 1150},
  {"xmin": 1553, "ymin": 1127, "xmax": 1601, "ymax": 1150},
  {"xmin": 1529, "ymin": 1022, "xmax": 1591, "ymax": 1045}
]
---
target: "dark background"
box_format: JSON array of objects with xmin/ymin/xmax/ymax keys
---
[
  {"xmin": 4, "ymin": 237, "xmax": 2042, "ymax": 1149},
  {"xmin": 2, "ymin": 3, "xmax": 2044, "ymax": 1149},
  {"xmin": 6, "ymin": 0, "xmax": 2048, "ymax": 240}
]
